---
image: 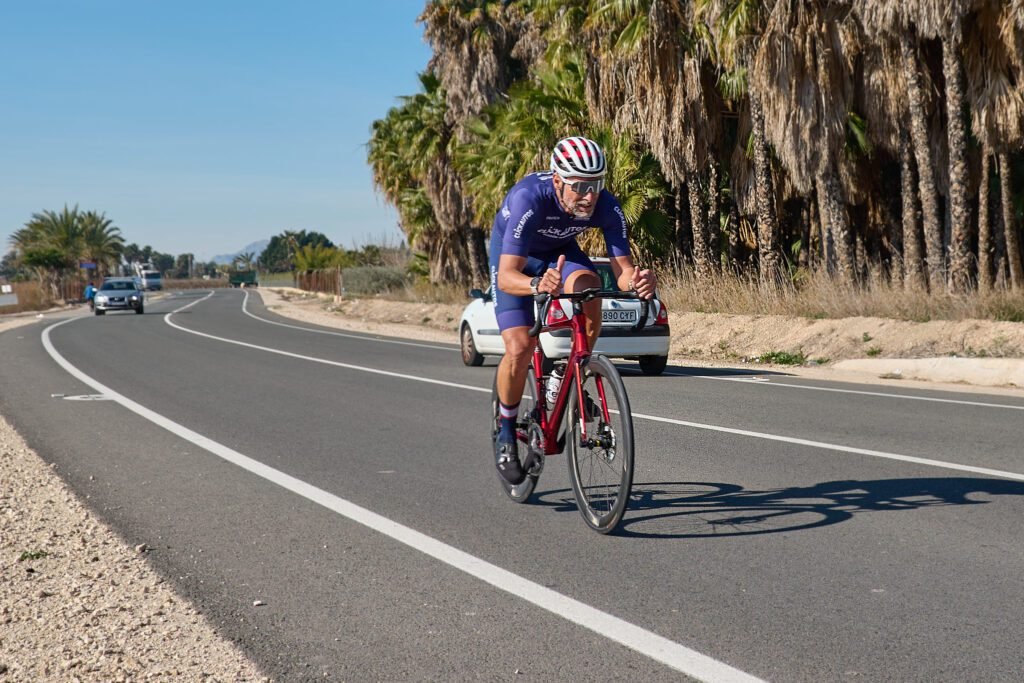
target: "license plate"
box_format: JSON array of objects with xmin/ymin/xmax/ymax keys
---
[{"xmin": 602, "ymin": 309, "xmax": 637, "ymax": 323}]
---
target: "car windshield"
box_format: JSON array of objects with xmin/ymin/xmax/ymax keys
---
[{"xmin": 101, "ymin": 281, "xmax": 135, "ymax": 291}]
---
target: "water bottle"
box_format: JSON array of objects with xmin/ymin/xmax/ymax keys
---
[{"xmin": 546, "ymin": 363, "xmax": 566, "ymax": 406}]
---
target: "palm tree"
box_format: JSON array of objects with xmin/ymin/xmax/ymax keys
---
[
  {"xmin": 751, "ymin": 1, "xmax": 859, "ymax": 282},
  {"xmin": 233, "ymin": 251, "xmax": 256, "ymax": 270},
  {"xmin": 9, "ymin": 205, "xmax": 89, "ymax": 300},
  {"xmin": 79, "ymin": 210, "xmax": 124, "ymax": 278},
  {"xmin": 456, "ymin": 53, "xmax": 672, "ymax": 265},
  {"xmin": 964, "ymin": 2, "xmax": 1024, "ymax": 290},
  {"xmin": 575, "ymin": 0, "xmax": 723, "ymax": 278},
  {"xmin": 698, "ymin": 0, "xmax": 784, "ymax": 283},
  {"xmin": 292, "ymin": 245, "xmax": 347, "ymax": 271},
  {"xmin": 419, "ymin": 0, "xmax": 525, "ymax": 283},
  {"xmin": 370, "ymin": 73, "xmax": 476, "ymax": 284},
  {"xmin": 859, "ymin": 0, "xmax": 989, "ymax": 292}
]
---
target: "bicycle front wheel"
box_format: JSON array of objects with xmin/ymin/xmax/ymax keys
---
[{"xmin": 566, "ymin": 354, "xmax": 634, "ymax": 533}]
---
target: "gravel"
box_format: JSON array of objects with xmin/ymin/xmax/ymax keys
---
[{"xmin": 0, "ymin": 414, "xmax": 270, "ymax": 682}]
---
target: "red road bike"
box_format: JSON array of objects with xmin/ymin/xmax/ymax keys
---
[{"xmin": 490, "ymin": 290, "xmax": 651, "ymax": 533}]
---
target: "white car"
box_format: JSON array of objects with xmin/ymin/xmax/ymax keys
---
[{"xmin": 459, "ymin": 259, "xmax": 670, "ymax": 375}]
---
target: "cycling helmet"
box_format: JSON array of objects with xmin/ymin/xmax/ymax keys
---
[{"xmin": 550, "ymin": 136, "xmax": 606, "ymax": 179}]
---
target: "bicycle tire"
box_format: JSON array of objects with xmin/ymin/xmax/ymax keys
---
[
  {"xmin": 566, "ymin": 354, "xmax": 634, "ymax": 533},
  {"xmin": 490, "ymin": 366, "xmax": 541, "ymax": 503}
]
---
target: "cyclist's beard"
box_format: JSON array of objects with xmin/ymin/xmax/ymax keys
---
[
  {"xmin": 569, "ymin": 198, "xmax": 596, "ymax": 219},
  {"xmin": 559, "ymin": 186, "xmax": 596, "ymax": 219}
]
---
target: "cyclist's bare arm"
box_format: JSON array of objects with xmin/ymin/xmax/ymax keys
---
[{"xmin": 497, "ymin": 254, "xmax": 564, "ymax": 296}]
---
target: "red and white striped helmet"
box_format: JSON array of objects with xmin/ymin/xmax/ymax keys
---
[{"xmin": 550, "ymin": 136, "xmax": 606, "ymax": 179}]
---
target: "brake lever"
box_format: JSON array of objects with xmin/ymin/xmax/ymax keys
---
[
  {"xmin": 529, "ymin": 293, "xmax": 551, "ymax": 337},
  {"xmin": 632, "ymin": 296, "xmax": 651, "ymax": 332}
]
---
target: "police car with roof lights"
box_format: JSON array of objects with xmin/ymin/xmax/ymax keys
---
[{"xmin": 459, "ymin": 258, "xmax": 670, "ymax": 375}]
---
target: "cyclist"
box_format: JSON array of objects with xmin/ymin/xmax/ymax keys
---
[
  {"xmin": 84, "ymin": 281, "xmax": 96, "ymax": 310},
  {"xmin": 490, "ymin": 135, "xmax": 656, "ymax": 485}
]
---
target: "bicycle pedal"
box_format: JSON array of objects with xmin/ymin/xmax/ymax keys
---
[{"xmin": 523, "ymin": 451, "xmax": 544, "ymax": 475}]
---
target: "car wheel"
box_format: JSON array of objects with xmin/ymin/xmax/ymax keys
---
[
  {"xmin": 638, "ymin": 354, "xmax": 668, "ymax": 376},
  {"xmin": 461, "ymin": 323, "xmax": 485, "ymax": 366},
  {"xmin": 136, "ymin": 306, "xmax": 144, "ymax": 314},
  {"xmin": 95, "ymin": 309, "xmax": 105, "ymax": 316}
]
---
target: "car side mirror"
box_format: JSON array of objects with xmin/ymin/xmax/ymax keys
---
[{"xmin": 469, "ymin": 288, "xmax": 485, "ymax": 300}]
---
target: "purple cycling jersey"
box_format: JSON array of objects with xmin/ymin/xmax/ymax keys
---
[{"xmin": 491, "ymin": 171, "xmax": 632, "ymax": 259}]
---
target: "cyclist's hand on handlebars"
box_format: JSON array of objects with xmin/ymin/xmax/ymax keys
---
[
  {"xmin": 538, "ymin": 254, "xmax": 565, "ymax": 295},
  {"xmin": 631, "ymin": 267, "xmax": 657, "ymax": 300}
]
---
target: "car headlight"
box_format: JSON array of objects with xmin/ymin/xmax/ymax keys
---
[
  {"xmin": 96, "ymin": 295, "xmax": 108, "ymax": 303},
  {"xmin": 130, "ymin": 295, "xmax": 139, "ymax": 300}
]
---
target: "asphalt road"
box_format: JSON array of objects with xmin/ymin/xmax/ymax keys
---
[{"xmin": 3, "ymin": 288, "xmax": 1024, "ymax": 681}]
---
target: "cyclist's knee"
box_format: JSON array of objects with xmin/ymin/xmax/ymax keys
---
[
  {"xmin": 566, "ymin": 270, "xmax": 600, "ymax": 292},
  {"xmin": 503, "ymin": 332, "xmax": 532, "ymax": 363}
]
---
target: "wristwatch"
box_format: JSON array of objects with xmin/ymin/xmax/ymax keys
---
[{"xmin": 530, "ymin": 276, "xmax": 542, "ymax": 295}]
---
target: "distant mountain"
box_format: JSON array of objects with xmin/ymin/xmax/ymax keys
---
[{"xmin": 209, "ymin": 239, "xmax": 270, "ymax": 265}]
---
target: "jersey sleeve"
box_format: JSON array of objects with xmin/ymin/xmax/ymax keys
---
[
  {"xmin": 499, "ymin": 186, "xmax": 543, "ymax": 258},
  {"xmin": 598, "ymin": 194, "xmax": 632, "ymax": 258}
]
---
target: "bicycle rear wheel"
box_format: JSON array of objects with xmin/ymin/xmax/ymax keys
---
[
  {"xmin": 490, "ymin": 365, "xmax": 541, "ymax": 503},
  {"xmin": 566, "ymin": 354, "xmax": 634, "ymax": 533}
]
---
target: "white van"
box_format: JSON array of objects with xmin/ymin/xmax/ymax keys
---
[{"xmin": 138, "ymin": 270, "xmax": 162, "ymax": 291}]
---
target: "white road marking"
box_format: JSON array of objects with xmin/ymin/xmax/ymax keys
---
[
  {"xmin": 162, "ymin": 300, "xmax": 487, "ymax": 395},
  {"xmin": 632, "ymin": 411, "xmax": 1024, "ymax": 482},
  {"xmin": 673, "ymin": 372, "xmax": 1024, "ymax": 411},
  {"xmin": 240, "ymin": 290, "xmax": 455, "ymax": 352},
  {"xmin": 165, "ymin": 303, "xmax": 1024, "ymax": 483},
  {"xmin": 41, "ymin": 316, "xmax": 762, "ymax": 683},
  {"xmin": 234, "ymin": 286, "xmax": 1022, "ymax": 412}
]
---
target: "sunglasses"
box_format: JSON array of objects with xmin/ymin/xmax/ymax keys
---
[{"xmin": 563, "ymin": 178, "xmax": 604, "ymax": 195}]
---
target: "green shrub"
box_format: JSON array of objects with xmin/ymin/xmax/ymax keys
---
[
  {"xmin": 19, "ymin": 550, "xmax": 48, "ymax": 561},
  {"xmin": 758, "ymin": 350, "xmax": 807, "ymax": 365},
  {"xmin": 342, "ymin": 266, "xmax": 408, "ymax": 295},
  {"xmin": 866, "ymin": 346, "xmax": 882, "ymax": 357}
]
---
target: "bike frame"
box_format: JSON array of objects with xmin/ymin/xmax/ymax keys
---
[{"xmin": 522, "ymin": 291, "xmax": 647, "ymax": 456}]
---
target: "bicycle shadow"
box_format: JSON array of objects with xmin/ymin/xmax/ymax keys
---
[{"xmin": 531, "ymin": 477, "xmax": 1024, "ymax": 538}]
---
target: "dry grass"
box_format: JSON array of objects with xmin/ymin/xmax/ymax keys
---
[
  {"xmin": 381, "ymin": 279, "xmax": 476, "ymax": 305},
  {"xmin": 0, "ymin": 281, "xmax": 49, "ymax": 314},
  {"xmin": 298, "ymin": 268, "xmax": 1024, "ymax": 324},
  {"xmin": 658, "ymin": 270, "xmax": 1024, "ymax": 323}
]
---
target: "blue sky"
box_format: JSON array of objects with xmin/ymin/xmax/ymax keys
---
[{"xmin": 0, "ymin": 2, "xmax": 432, "ymax": 261}]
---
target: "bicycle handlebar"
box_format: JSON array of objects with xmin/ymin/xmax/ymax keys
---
[{"xmin": 528, "ymin": 289, "xmax": 653, "ymax": 337}]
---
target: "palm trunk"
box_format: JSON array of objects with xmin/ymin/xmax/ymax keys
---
[
  {"xmin": 900, "ymin": 128, "xmax": 926, "ymax": 290},
  {"xmin": 706, "ymin": 161, "xmax": 721, "ymax": 274},
  {"xmin": 978, "ymin": 150, "xmax": 993, "ymax": 293},
  {"xmin": 799, "ymin": 199, "xmax": 811, "ymax": 270},
  {"xmin": 901, "ymin": 31, "xmax": 945, "ymax": 292},
  {"xmin": 943, "ymin": 17, "xmax": 973, "ymax": 292},
  {"xmin": 1000, "ymin": 151, "xmax": 1024, "ymax": 290},
  {"xmin": 750, "ymin": 89, "xmax": 780, "ymax": 284},
  {"xmin": 675, "ymin": 187, "xmax": 691, "ymax": 269},
  {"xmin": 688, "ymin": 180, "xmax": 712, "ymax": 279},
  {"xmin": 815, "ymin": 177, "xmax": 835, "ymax": 272},
  {"xmin": 727, "ymin": 198, "xmax": 742, "ymax": 273},
  {"xmin": 820, "ymin": 170, "xmax": 856, "ymax": 282},
  {"xmin": 810, "ymin": 185, "xmax": 823, "ymax": 272},
  {"xmin": 467, "ymin": 226, "xmax": 488, "ymax": 285}
]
